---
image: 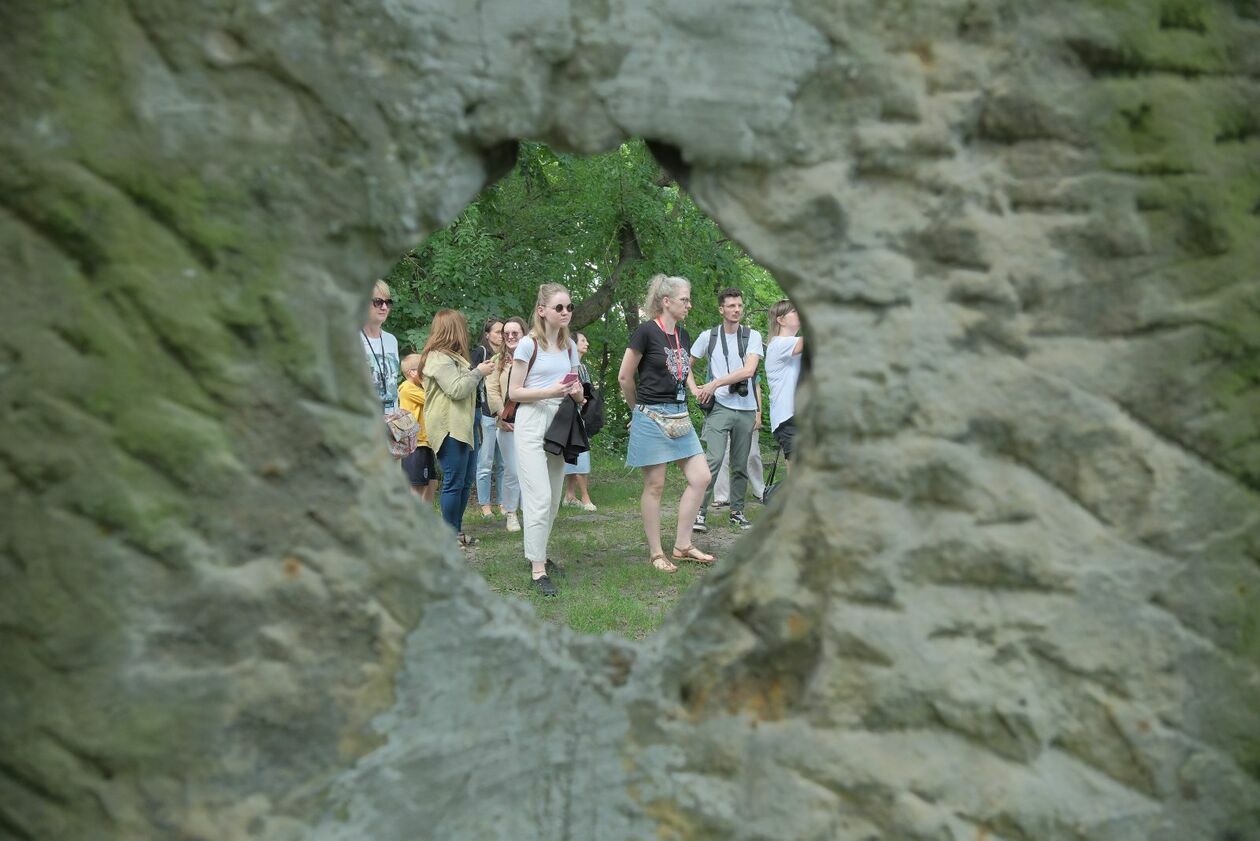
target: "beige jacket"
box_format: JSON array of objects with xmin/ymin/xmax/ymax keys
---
[
  {"xmin": 485, "ymin": 357, "xmax": 513, "ymax": 420},
  {"xmin": 422, "ymin": 352, "xmax": 484, "ymax": 453}
]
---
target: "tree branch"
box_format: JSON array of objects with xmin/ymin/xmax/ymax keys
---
[{"xmin": 572, "ymin": 220, "xmax": 641, "ymax": 330}]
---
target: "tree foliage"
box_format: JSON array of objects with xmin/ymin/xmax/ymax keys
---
[{"xmin": 384, "ymin": 139, "xmax": 785, "ymax": 445}]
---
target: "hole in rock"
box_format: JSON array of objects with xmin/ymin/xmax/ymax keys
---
[{"xmin": 361, "ymin": 139, "xmax": 806, "ymax": 640}]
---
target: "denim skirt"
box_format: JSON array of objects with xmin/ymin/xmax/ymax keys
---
[{"xmin": 625, "ymin": 402, "xmax": 702, "ymax": 468}]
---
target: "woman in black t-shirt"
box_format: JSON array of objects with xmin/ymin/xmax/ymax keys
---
[{"xmin": 616, "ymin": 274, "xmax": 715, "ymax": 572}]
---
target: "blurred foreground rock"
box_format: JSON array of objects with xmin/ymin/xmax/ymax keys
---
[{"xmin": 1, "ymin": 0, "xmax": 1257, "ymax": 838}]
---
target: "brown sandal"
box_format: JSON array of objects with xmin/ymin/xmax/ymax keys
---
[
  {"xmin": 649, "ymin": 553, "xmax": 678, "ymax": 573},
  {"xmin": 672, "ymin": 545, "xmax": 715, "ymax": 565}
]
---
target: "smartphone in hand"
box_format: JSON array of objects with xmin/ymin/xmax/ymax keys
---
[{"xmin": 561, "ymin": 372, "xmax": 579, "ymax": 385}]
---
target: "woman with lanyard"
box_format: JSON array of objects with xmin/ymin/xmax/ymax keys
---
[
  {"xmin": 617, "ymin": 274, "xmax": 715, "ymax": 572},
  {"xmin": 361, "ymin": 279, "xmax": 401, "ymax": 414}
]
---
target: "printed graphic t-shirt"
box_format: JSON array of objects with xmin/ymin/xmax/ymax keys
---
[
  {"xmin": 629, "ymin": 320, "xmax": 692, "ymax": 405},
  {"xmin": 361, "ymin": 330, "xmax": 400, "ymax": 412},
  {"xmin": 765, "ymin": 335, "xmax": 802, "ymax": 432}
]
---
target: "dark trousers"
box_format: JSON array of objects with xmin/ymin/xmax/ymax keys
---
[{"xmin": 436, "ymin": 436, "xmax": 476, "ymax": 533}]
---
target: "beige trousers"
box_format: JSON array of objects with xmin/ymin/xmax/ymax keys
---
[{"xmin": 514, "ymin": 398, "xmax": 566, "ymax": 563}]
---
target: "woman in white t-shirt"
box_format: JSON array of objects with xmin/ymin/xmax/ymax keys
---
[
  {"xmin": 765, "ymin": 299, "xmax": 804, "ymax": 470},
  {"xmin": 507, "ymin": 284, "xmax": 585, "ymax": 597}
]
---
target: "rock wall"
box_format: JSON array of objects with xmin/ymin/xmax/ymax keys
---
[{"xmin": 1, "ymin": 0, "xmax": 1257, "ymax": 839}]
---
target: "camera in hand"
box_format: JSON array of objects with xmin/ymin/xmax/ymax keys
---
[{"xmin": 731, "ymin": 379, "xmax": 749, "ymax": 397}]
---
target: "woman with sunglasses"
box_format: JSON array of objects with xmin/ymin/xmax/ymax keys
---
[
  {"xmin": 420, "ymin": 309, "xmax": 497, "ymax": 547},
  {"xmin": 507, "ymin": 285, "xmax": 585, "ymax": 597},
  {"xmin": 485, "ymin": 317, "xmax": 528, "ymax": 533},
  {"xmin": 617, "ymin": 273, "xmax": 714, "ymax": 572},
  {"xmin": 361, "ymin": 279, "xmax": 401, "ymax": 413}
]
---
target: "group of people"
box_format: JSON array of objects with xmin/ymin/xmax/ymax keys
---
[
  {"xmin": 615, "ymin": 277, "xmax": 802, "ymax": 572},
  {"xmin": 362, "ymin": 273, "xmax": 803, "ymax": 595}
]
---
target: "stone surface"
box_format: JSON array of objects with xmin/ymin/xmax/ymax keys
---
[{"xmin": 2, "ymin": 0, "xmax": 1258, "ymax": 839}]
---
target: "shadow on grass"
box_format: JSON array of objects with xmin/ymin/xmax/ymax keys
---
[{"xmin": 458, "ymin": 448, "xmax": 768, "ymax": 639}]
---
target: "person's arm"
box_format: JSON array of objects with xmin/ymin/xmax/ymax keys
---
[
  {"xmin": 793, "ymin": 337, "xmax": 804, "ymax": 356},
  {"xmin": 688, "ymin": 356, "xmax": 707, "ymax": 400},
  {"xmin": 754, "ymin": 377, "xmax": 763, "ymax": 430},
  {"xmin": 697, "ymin": 350, "xmax": 760, "ymax": 402},
  {"xmin": 568, "ymin": 344, "xmax": 586, "ymax": 406},
  {"xmin": 617, "ymin": 348, "xmax": 641, "ymax": 408},
  {"xmin": 428, "ymin": 354, "xmax": 484, "ymax": 401}
]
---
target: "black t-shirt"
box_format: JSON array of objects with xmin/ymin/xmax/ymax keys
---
[{"xmin": 629, "ymin": 320, "xmax": 692, "ymax": 404}]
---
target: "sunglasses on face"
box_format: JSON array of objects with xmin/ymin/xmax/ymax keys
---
[
  {"xmin": 371, "ymin": 298, "xmax": 392, "ymax": 309},
  {"xmin": 504, "ymin": 331, "xmax": 523, "ymax": 339},
  {"xmin": 549, "ymin": 303, "xmax": 575, "ymax": 313}
]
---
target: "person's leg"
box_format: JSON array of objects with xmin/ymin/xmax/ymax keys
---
[
  {"xmin": 516, "ymin": 402, "xmax": 559, "ymax": 575},
  {"xmin": 492, "ymin": 441, "xmax": 505, "ymax": 512},
  {"xmin": 435, "ymin": 438, "xmax": 470, "ymax": 534},
  {"xmin": 540, "ymin": 449, "xmax": 566, "ymax": 549},
  {"xmin": 640, "ymin": 463, "xmax": 667, "ymax": 558},
  {"xmin": 498, "ymin": 430, "xmax": 520, "ymax": 514},
  {"xmin": 564, "ymin": 473, "xmax": 579, "ymax": 504},
  {"xmin": 747, "ymin": 437, "xmax": 765, "ymax": 500},
  {"xmin": 727, "ymin": 409, "xmax": 755, "ymax": 513},
  {"xmin": 476, "ymin": 415, "xmax": 498, "ymax": 514},
  {"xmin": 699, "ymin": 406, "xmax": 734, "ymax": 513},
  {"xmin": 420, "ymin": 482, "xmax": 435, "ymax": 505},
  {"xmin": 575, "ymin": 474, "xmax": 592, "ymax": 506},
  {"xmin": 774, "ymin": 418, "xmax": 796, "ymax": 476},
  {"xmin": 457, "ymin": 443, "xmax": 477, "ymax": 533},
  {"xmin": 713, "ymin": 438, "xmax": 732, "ymax": 505},
  {"xmin": 675, "ymin": 454, "xmax": 712, "ymax": 553}
]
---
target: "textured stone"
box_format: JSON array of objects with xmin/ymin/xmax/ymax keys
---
[{"xmin": 2, "ymin": 0, "xmax": 1258, "ymax": 839}]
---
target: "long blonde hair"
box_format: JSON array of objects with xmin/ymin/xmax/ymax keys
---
[
  {"xmin": 530, "ymin": 283, "xmax": 572, "ymax": 351},
  {"xmin": 418, "ymin": 309, "xmax": 472, "ymax": 377},
  {"xmin": 767, "ymin": 299, "xmax": 797, "ymax": 338},
  {"xmin": 644, "ymin": 273, "xmax": 690, "ymax": 319},
  {"xmin": 496, "ymin": 317, "xmax": 528, "ymax": 374}
]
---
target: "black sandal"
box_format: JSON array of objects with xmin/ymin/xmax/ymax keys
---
[{"xmin": 458, "ymin": 532, "xmax": 479, "ymax": 547}]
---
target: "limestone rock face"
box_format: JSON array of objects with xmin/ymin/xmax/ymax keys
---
[{"xmin": 2, "ymin": 0, "xmax": 1258, "ymax": 839}]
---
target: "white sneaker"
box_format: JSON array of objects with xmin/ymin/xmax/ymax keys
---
[
  {"xmin": 505, "ymin": 511, "xmax": 520, "ymax": 532},
  {"xmin": 582, "ymin": 501, "xmax": 598, "ymax": 512}
]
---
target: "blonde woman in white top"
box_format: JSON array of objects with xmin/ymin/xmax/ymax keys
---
[{"xmin": 508, "ymin": 284, "xmax": 585, "ymax": 597}]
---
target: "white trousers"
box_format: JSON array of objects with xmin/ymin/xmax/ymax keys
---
[
  {"xmin": 515, "ymin": 398, "xmax": 566, "ymax": 563},
  {"xmin": 714, "ymin": 438, "xmax": 765, "ymax": 502},
  {"xmin": 497, "ymin": 428, "xmax": 521, "ymax": 513}
]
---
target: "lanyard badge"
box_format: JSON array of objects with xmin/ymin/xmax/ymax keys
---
[{"xmin": 656, "ymin": 318, "xmax": 687, "ymax": 404}]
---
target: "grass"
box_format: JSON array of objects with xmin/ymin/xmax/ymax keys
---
[{"xmin": 458, "ymin": 447, "xmax": 770, "ymax": 640}]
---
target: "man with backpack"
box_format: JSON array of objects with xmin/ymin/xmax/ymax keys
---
[{"xmin": 689, "ymin": 288, "xmax": 763, "ymax": 532}]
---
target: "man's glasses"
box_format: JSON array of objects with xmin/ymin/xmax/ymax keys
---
[
  {"xmin": 551, "ymin": 303, "xmax": 575, "ymax": 313},
  {"xmin": 503, "ymin": 331, "xmax": 523, "ymax": 339},
  {"xmin": 372, "ymin": 298, "xmax": 393, "ymax": 309}
]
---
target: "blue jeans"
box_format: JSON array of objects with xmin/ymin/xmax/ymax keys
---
[
  {"xmin": 436, "ymin": 436, "xmax": 476, "ymax": 534},
  {"xmin": 475, "ymin": 413, "xmax": 505, "ymax": 505}
]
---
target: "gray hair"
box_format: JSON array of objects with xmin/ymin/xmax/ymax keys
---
[{"xmin": 643, "ymin": 273, "xmax": 690, "ymax": 319}]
